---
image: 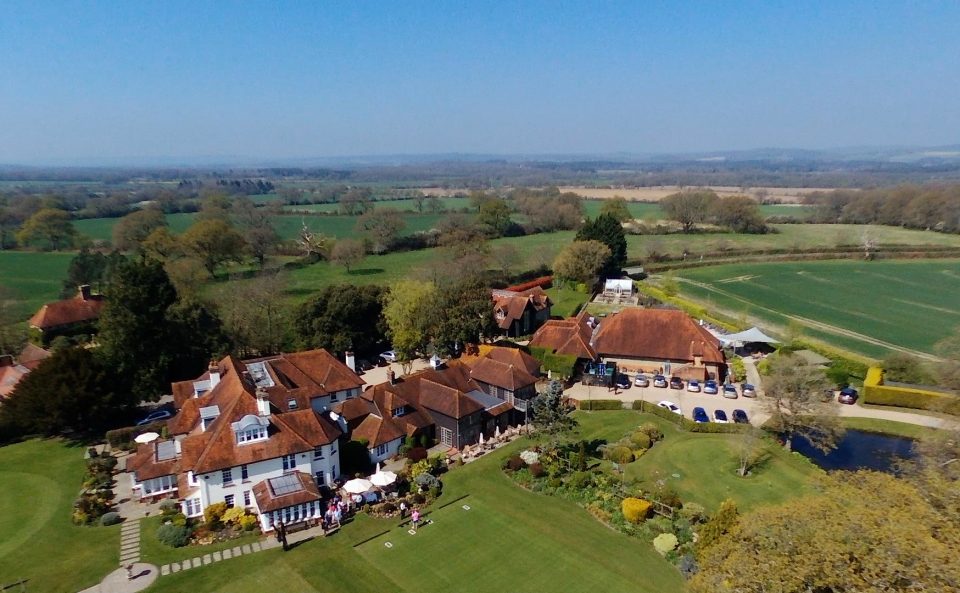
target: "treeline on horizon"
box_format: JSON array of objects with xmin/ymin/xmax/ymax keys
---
[{"xmin": 805, "ymin": 184, "xmax": 960, "ymax": 232}]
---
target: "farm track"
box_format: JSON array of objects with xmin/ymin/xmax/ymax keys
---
[{"xmin": 674, "ymin": 276, "xmax": 941, "ymax": 361}]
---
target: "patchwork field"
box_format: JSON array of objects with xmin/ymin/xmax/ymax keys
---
[
  {"xmin": 0, "ymin": 250, "xmax": 75, "ymax": 318},
  {"xmin": 674, "ymin": 259, "xmax": 960, "ymax": 358}
]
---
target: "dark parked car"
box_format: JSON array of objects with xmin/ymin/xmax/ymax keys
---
[
  {"xmin": 732, "ymin": 409, "xmax": 749, "ymax": 424},
  {"xmin": 741, "ymin": 383, "xmax": 756, "ymax": 398},
  {"xmin": 703, "ymin": 380, "xmax": 719, "ymax": 394},
  {"xmin": 653, "ymin": 375, "xmax": 668, "ymax": 388},
  {"xmin": 692, "ymin": 407, "xmax": 709, "ymax": 423},
  {"xmin": 614, "ymin": 374, "xmax": 631, "ymax": 390},
  {"xmin": 136, "ymin": 410, "xmax": 173, "ymax": 426},
  {"xmin": 838, "ymin": 387, "xmax": 859, "ymax": 404},
  {"xmin": 634, "ymin": 374, "xmax": 650, "ymax": 388},
  {"xmin": 713, "ymin": 409, "xmax": 728, "ymax": 423},
  {"xmin": 669, "ymin": 377, "xmax": 684, "ymax": 390},
  {"xmin": 722, "ymin": 384, "xmax": 739, "ymax": 399}
]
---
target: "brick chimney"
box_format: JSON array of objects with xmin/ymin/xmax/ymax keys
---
[
  {"xmin": 387, "ymin": 369, "xmax": 396, "ymax": 385},
  {"xmin": 345, "ymin": 351, "xmax": 356, "ymax": 373},
  {"xmin": 256, "ymin": 387, "xmax": 271, "ymax": 417},
  {"xmin": 208, "ymin": 360, "xmax": 220, "ymax": 389},
  {"xmin": 78, "ymin": 285, "xmax": 92, "ymax": 300}
]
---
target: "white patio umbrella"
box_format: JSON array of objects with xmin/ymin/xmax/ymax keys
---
[
  {"xmin": 375, "ymin": 462, "xmax": 381, "ymax": 473},
  {"xmin": 342, "ymin": 478, "xmax": 374, "ymax": 494},
  {"xmin": 478, "ymin": 432, "xmax": 485, "ymax": 446},
  {"xmin": 134, "ymin": 432, "xmax": 160, "ymax": 444},
  {"xmin": 494, "ymin": 425, "xmax": 502, "ymax": 439},
  {"xmin": 370, "ymin": 470, "xmax": 397, "ymax": 487}
]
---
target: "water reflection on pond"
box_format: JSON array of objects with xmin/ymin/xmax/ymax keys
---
[{"xmin": 790, "ymin": 429, "xmax": 915, "ymax": 472}]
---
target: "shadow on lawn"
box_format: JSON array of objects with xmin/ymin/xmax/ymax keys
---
[{"xmin": 346, "ymin": 268, "xmax": 385, "ymax": 276}]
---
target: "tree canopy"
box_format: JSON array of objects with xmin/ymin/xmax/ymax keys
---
[
  {"xmin": 330, "ymin": 238, "xmax": 366, "ymax": 272},
  {"xmin": 356, "ymin": 208, "xmax": 405, "ymax": 254},
  {"xmin": 381, "ymin": 280, "xmax": 438, "ymax": 363},
  {"xmin": 16, "ymin": 207, "xmax": 76, "ymax": 250},
  {"xmin": 112, "ymin": 208, "xmax": 167, "ymax": 253},
  {"xmin": 552, "ymin": 239, "xmax": 611, "ymax": 285},
  {"xmin": 574, "ymin": 213, "xmax": 627, "ymax": 277},
  {"xmin": 660, "ymin": 190, "xmax": 719, "ymax": 233},
  {"xmin": 599, "ymin": 197, "xmax": 632, "ymax": 222},
  {"xmin": 181, "ymin": 219, "xmax": 248, "ymax": 275},
  {"xmin": 761, "ymin": 353, "xmax": 841, "ymax": 452},
  {"xmin": 432, "ymin": 277, "xmax": 497, "ymax": 354},
  {"xmin": 295, "ymin": 284, "xmax": 387, "ymax": 357}
]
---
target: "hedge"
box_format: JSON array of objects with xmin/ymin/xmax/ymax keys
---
[
  {"xmin": 631, "ymin": 400, "xmax": 748, "ymax": 433},
  {"xmin": 105, "ymin": 421, "xmax": 168, "ymax": 448},
  {"xmin": 577, "ymin": 399, "xmax": 625, "ymax": 410},
  {"xmin": 862, "ymin": 367, "xmax": 960, "ymax": 416},
  {"xmin": 528, "ymin": 346, "xmax": 578, "ymax": 378},
  {"xmin": 792, "ymin": 339, "xmax": 872, "ymax": 380}
]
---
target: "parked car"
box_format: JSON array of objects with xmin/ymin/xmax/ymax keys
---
[
  {"xmin": 657, "ymin": 400, "xmax": 682, "ymax": 415},
  {"xmin": 741, "ymin": 383, "xmax": 756, "ymax": 398},
  {"xmin": 692, "ymin": 407, "xmax": 709, "ymax": 423},
  {"xmin": 687, "ymin": 379, "xmax": 701, "ymax": 393},
  {"xmin": 732, "ymin": 409, "xmax": 749, "ymax": 424},
  {"xmin": 703, "ymin": 380, "xmax": 719, "ymax": 394},
  {"xmin": 713, "ymin": 409, "xmax": 729, "ymax": 423},
  {"xmin": 379, "ymin": 350, "xmax": 398, "ymax": 363},
  {"xmin": 669, "ymin": 376, "xmax": 684, "ymax": 390},
  {"xmin": 838, "ymin": 387, "xmax": 859, "ymax": 404},
  {"xmin": 722, "ymin": 384, "xmax": 739, "ymax": 399},
  {"xmin": 614, "ymin": 374, "xmax": 631, "ymax": 390},
  {"xmin": 356, "ymin": 359, "xmax": 376, "ymax": 372},
  {"xmin": 136, "ymin": 410, "xmax": 173, "ymax": 426},
  {"xmin": 634, "ymin": 374, "xmax": 650, "ymax": 388},
  {"xmin": 653, "ymin": 375, "xmax": 668, "ymax": 388}
]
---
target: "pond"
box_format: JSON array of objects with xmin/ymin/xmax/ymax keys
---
[{"xmin": 790, "ymin": 429, "xmax": 915, "ymax": 472}]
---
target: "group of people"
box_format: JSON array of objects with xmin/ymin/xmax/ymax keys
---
[
  {"xmin": 398, "ymin": 500, "xmax": 422, "ymax": 532},
  {"xmin": 322, "ymin": 495, "xmax": 351, "ymax": 530}
]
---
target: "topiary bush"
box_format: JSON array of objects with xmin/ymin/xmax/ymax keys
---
[
  {"xmin": 638, "ymin": 422, "xmax": 663, "ymax": 442},
  {"xmin": 653, "ymin": 532, "xmax": 679, "ymax": 555},
  {"xmin": 100, "ymin": 512, "xmax": 121, "ymax": 526},
  {"xmin": 604, "ymin": 445, "xmax": 634, "ymax": 464},
  {"xmin": 504, "ymin": 454, "xmax": 527, "ymax": 471},
  {"xmin": 629, "ymin": 431, "xmax": 652, "ymax": 449},
  {"xmin": 621, "ymin": 497, "xmax": 652, "ymax": 524},
  {"xmin": 157, "ymin": 523, "xmax": 191, "ymax": 548}
]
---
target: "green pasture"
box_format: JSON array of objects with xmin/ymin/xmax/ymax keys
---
[
  {"xmin": 282, "ymin": 197, "xmax": 475, "ymax": 213},
  {"xmin": 0, "ymin": 250, "xmax": 75, "ymax": 318},
  {"xmin": 0, "ymin": 439, "xmax": 119, "ymax": 593},
  {"xmin": 545, "ymin": 285, "xmax": 589, "ymax": 317},
  {"xmin": 73, "ymin": 212, "xmax": 196, "ymax": 242},
  {"xmin": 674, "ymin": 259, "xmax": 960, "ymax": 357}
]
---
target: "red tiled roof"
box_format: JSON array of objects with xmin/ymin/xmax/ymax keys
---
[
  {"xmin": 128, "ymin": 440, "xmax": 181, "ymax": 481},
  {"xmin": 29, "ymin": 289, "xmax": 104, "ymax": 330},
  {"xmin": 591, "ymin": 309, "xmax": 724, "ymax": 364},
  {"xmin": 18, "ymin": 343, "xmax": 51, "ymax": 369},
  {"xmin": 252, "ymin": 471, "xmax": 322, "ymax": 513},
  {"xmin": 492, "ymin": 287, "xmax": 552, "ymax": 330},
  {"xmin": 351, "ymin": 413, "xmax": 405, "ymax": 448},
  {"xmin": 529, "ymin": 311, "xmax": 597, "ymax": 359},
  {"xmin": 0, "ymin": 365, "xmax": 28, "ymax": 400},
  {"xmin": 467, "ymin": 357, "xmax": 538, "ymax": 392}
]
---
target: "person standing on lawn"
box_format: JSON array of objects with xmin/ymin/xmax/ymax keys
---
[{"xmin": 411, "ymin": 508, "xmax": 420, "ymax": 532}]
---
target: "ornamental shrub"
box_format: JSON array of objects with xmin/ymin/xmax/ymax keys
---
[
  {"xmin": 222, "ymin": 506, "xmax": 246, "ymax": 526},
  {"xmin": 411, "ymin": 493, "xmax": 425, "ymax": 505},
  {"xmin": 415, "ymin": 472, "xmax": 440, "ymax": 491},
  {"xmin": 406, "ymin": 447, "xmax": 428, "ymax": 462},
  {"xmin": 529, "ymin": 462, "xmax": 546, "ymax": 478},
  {"xmin": 159, "ymin": 499, "xmax": 180, "ymax": 516},
  {"xmin": 505, "ymin": 455, "xmax": 526, "ymax": 471},
  {"xmin": 239, "ymin": 514, "xmax": 259, "ymax": 531},
  {"xmin": 568, "ymin": 471, "xmax": 594, "ymax": 489},
  {"xmin": 171, "ymin": 512, "xmax": 187, "ymax": 527},
  {"xmin": 410, "ymin": 459, "xmax": 432, "ymax": 479},
  {"xmin": 632, "ymin": 449, "xmax": 647, "ymax": 460},
  {"xmin": 678, "ymin": 502, "xmax": 707, "ymax": 523},
  {"xmin": 604, "ymin": 445, "xmax": 634, "ymax": 464},
  {"xmin": 157, "ymin": 523, "xmax": 191, "ymax": 548},
  {"xmin": 100, "ymin": 512, "xmax": 121, "ymax": 526},
  {"xmin": 653, "ymin": 532, "xmax": 679, "ymax": 555},
  {"xmin": 621, "ymin": 497, "xmax": 652, "ymax": 524},
  {"xmin": 203, "ymin": 502, "xmax": 228, "ymax": 529},
  {"xmin": 629, "ymin": 431, "xmax": 652, "ymax": 449},
  {"xmin": 638, "ymin": 422, "xmax": 663, "ymax": 442}
]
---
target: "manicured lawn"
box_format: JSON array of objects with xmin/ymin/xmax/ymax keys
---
[
  {"xmin": 139, "ymin": 514, "xmax": 265, "ymax": 567},
  {"xmin": 147, "ymin": 435, "xmax": 684, "ymax": 593},
  {"xmin": 0, "ymin": 251, "xmax": 75, "ymax": 319},
  {"xmin": 674, "ymin": 259, "xmax": 960, "ymax": 357},
  {"xmin": 0, "ymin": 439, "xmax": 119, "ymax": 593},
  {"xmin": 544, "ymin": 285, "xmax": 589, "ymax": 317},
  {"xmin": 574, "ymin": 411, "xmax": 820, "ymax": 513}
]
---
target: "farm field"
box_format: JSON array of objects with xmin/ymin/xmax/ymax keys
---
[
  {"xmin": 0, "ymin": 439, "xmax": 119, "ymax": 593},
  {"xmin": 0, "ymin": 250, "xmax": 76, "ymax": 318},
  {"xmin": 674, "ymin": 259, "xmax": 960, "ymax": 358},
  {"xmin": 555, "ymin": 185, "xmax": 839, "ymax": 203},
  {"xmin": 147, "ymin": 421, "xmax": 685, "ymax": 593}
]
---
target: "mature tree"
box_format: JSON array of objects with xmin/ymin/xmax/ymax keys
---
[
  {"xmin": 231, "ymin": 197, "xmax": 279, "ymax": 267},
  {"xmin": 761, "ymin": 353, "xmax": 841, "ymax": 451},
  {"xmin": 218, "ymin": 273, "xmax": 292, "ymax": 357},
  {"xmin": 196, "ymin": 192, "xmax": 232, "ymax": 222},
  {"xmin": 356, "ymin": 208, "xmax": 405, "ymax": 254},
  {"xmin": 881, "ymin": 352, "xmax": 935, "ymax": 385},
  {"xmin": 296, "ymin": 222, "xmax": 333, "ymax": 260},
  {"xmin": 599, "ymin": 197, "xmax": 632, "ymax": 222},
  {"xmin": 412, "ymin": 193, "xmax": 426, "ymax": 213},
  {"xmin": 691, "ymin": 472, "xmax": 960, "ymax": 593},
  {"xmin": 339, "ymin": 188, "xmax": 371, "ymax": 216},
  {"xmin": 330, "ymin": 238, "xmax": 366, "ymax": 272},
  {"xmin": 432, "ymin": 277, "xmax": 497, "ymax": 355},
  {"xmin": 142, "ymin": 226, "xmax": 183, "ymax": 261},
  {"xmin": 0, "ymin": 204, "xmax": 22, "ymax": 248},
  {"xmin": 735, "ymin": 426, "xmax": 765, "ymax": 477},
  {"xmin": 529, "ymin": 380, "xmax": 577, "ymax": 446},
  {"xmin": 16, "ymin": 207, "xmax": 76, "ymax": 250},
  {"xmin": 712, "ymin": 195, "xmax": 767, "ymax": 233},
  {"xmin": 112, "ymin": 208, "xmax": 167, "ymax": 253},
  {"xmin": 61, "ymin": 249, "xmax": 107, "ymax": 297},
  {"xmin": 181, "ymin": 219, "xmax": 248, "ymax": 275},
  {"xmin": 660, "ymin": 190, "xmax": 719, "ymax": 233},
  {"xmin": 295, "ymin": 284, "xmax": 387, "ymax": 357},
  {"xmin": 476, "ymin": 197, "xmax": 514, "ymax": 236},
  {"xmin": 490, "ymin": 243, "xmax": 520, "ymax": 277},
  {"xmin": 468, "ymin": 190, "xmax": 496, "ymax": 212},
  {"xmin": 162, "ymin": 257, "xmax": 209, "ymax": 301},
  {"xmin": 0, "ymin": 347, "xmax": 129, "ymax": 436},
  {"xmin": 382, "ymin": 280, "xmax": 438, "ymax": 367},
  {"xmin": 425, "ymin": 195, "xmax": 445, "ymax": 214},
  {"xmin": 575, "ymin": 213, "xmax": 627, "ymax": 277},
  {"xmin": 552, "ymin": 240, "xmax": 611, "ymax": 286}
]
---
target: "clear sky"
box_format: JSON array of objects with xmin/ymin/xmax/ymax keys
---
[{"xmin": 1, "ymin": 1, "xmax": 958, "ymax": 164}]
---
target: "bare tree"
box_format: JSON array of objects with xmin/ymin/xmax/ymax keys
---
[
  {"xmin": 736, "ymin": 426, "xmax": 766, "ymax": 477},
  {"xmin": 761, "ymin": 353, "xmax": 842, "ymax": 452}
]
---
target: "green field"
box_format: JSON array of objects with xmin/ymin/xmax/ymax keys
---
[
  {"xmin": 674, "ymin": 259, "xmax": 960, "ymax": 358},
  {"xmin": 0, "ymin": 439, "xmax": 119, "ymax": 593},
  {"xmin": 544, "ymin": 285, "xmax": 589, "ymax": 317},
  {"xmin": 0, "ymin": 250, "xmax": 76, "ymax": 318},
  {"xmin": 73, "ymin": 212, "xmax": 197, "ymax": 242}
]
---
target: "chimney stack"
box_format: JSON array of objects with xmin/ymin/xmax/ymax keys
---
[
  {"xmin": 78, "ymin": 285, "xmax": 92, "ymax": 300},
  {"xmin": 345, "ymin": 351, "xmax": 356, "ymax": 373},
  {"xmin": 387, "ymin": 369, "xmax": 396, "ymax": 385},
  {"xmin": 256, "ymin": 387, "xmax": 271, "ymax": 416},
  {"xmin": 208, "ymin": 360, "xmax": 221, "ymax": 389}
]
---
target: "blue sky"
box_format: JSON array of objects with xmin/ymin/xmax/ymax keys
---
[{"xmin": 0, "ymin": 1, "xmax": 958, "ymax": 164}]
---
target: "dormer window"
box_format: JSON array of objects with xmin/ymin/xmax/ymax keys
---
[
  {"xmin": 232, "ymin": 414, "xmax": 270, "ymax": 445},
  {"xmin": 392, "ymin": 405, "xmax": 407, "ymax": 418},
  {"xmin": 287, "ymin": 399, "xmax": 298, "ymax": 410}
]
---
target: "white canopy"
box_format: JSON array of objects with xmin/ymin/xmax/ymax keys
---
[
  {"xmin": 370, "ymin": 470, "xmax": 398, "ymax": 487},
  {"xmin": 343, "ymin": 478, "xmax": 374, "ymax": 494},
  {"xmin": 717, "ymin": 327, "xmax": 780, "ymax": 345},
  {"xmin": 134, "ymin": 432, "xmax": 160, "ymax": 444}
]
